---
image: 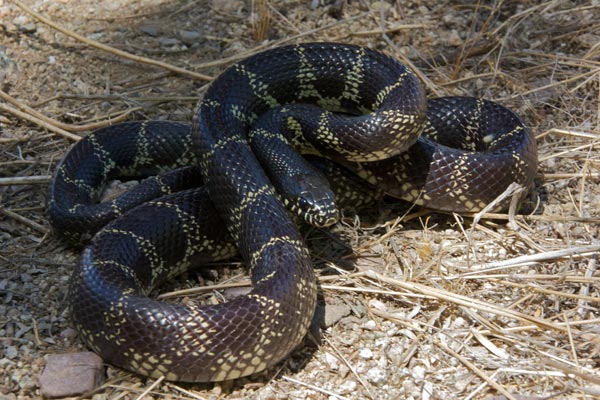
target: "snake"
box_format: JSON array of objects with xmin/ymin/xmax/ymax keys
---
[{"xmin": 48, "ymin": 43, "xmax": 537, "ymax": 382}]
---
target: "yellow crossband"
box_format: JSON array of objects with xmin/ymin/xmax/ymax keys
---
[
  {"xmin": 249, "ymin": 235, "xmax": 307, "ymax": 269},
  {"xmin": 227, "ymin": 184, "xmax": 277, "ymax": 241},
  {"xmin": 371, "ymin": 71, "xmax": 411, "ymax": 109},
  {"xmin": 101, "ymin": 228, "xmax": 165, "ymax": 282},
  {"xmin": 234, "ymin": 64, "xmax": 279, "ymax": 108}
]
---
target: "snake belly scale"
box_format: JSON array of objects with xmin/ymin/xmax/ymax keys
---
[{"xmin": 48, "ymin": 43, "xmax": 537, "ymax": 382}]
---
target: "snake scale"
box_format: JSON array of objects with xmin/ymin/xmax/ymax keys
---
[{"xmin": 48, "ymin": 43, "xmax": 537, "ymax": 382}]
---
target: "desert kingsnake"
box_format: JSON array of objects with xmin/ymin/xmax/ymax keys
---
[{"xmin": 48, "ymin": 43, "xmax": 537, "ymax": 382}]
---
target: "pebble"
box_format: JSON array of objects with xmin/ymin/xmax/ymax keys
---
[
  {"xmin": 223, "ymin": 286, "xmax": 251, "ymax": 300},
  {"xmin": 422, "ymin": 381, "xmax": 433, "ymax": 400},
  {"xmin": 366, "ymin": 367, "xmax": 387, "ymax": 385},
  {"xmin": 18, "ymin": 375, "xmax": 36, "ymax": 391},
  {"xmin": 322, "ymin": 303, "xmax": 351, "ymax": 327},
  {"xmin": 368, "ymin": 298, "xmax": 387, "ymax": 312},
  {"xmin": 59, "ymin": 327, "xmax": 78, "ymax": 340},
  {"xmin": 362, "ymin": 319, "xmax": 378, "ymax": 330},
  {"xmin": 12, "ymin": 16, "xmax": 36, "ymax": 33},
  {"xmin": 179, "ymin": 30, "xmax": 201, "ymax": 44},
  {"xmin": 39, "ymin": 352, "xmax": 104, "ymax": 398},
  {"xmin": 358, "ymin": 348, "xmax": 373, "ymax": 359},
  {"xmin": 411, "ymin": 365, "xmax": 426, "ymax": 380},
  {"xmin": 158, "ymin": 37, "xmax": 181, "ymax": 46},
  {"xmin": 5, "ymin": 346, "xmax": 18, "ymax": 359},
  {"xmin": 323, "ymin": 352, "xmax": 339, "ymax": 370},
  {"xmin": 139, "ymin": 24, "xmax": 159, "ymax": 37},
  {"xmin": 338, "ymin": 380, "xmax": 357, "ymax": 394},
  {"xmin": 87, "ymin": 32, "xmax": 105, "ymax": 40}
]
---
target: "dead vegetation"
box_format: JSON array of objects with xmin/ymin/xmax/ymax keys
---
[{"xmin": 0, "ymin": 0, "xmax": 599, "ymax": 399}]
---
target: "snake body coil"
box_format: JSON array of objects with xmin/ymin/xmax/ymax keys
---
[{"xmin": 49, "ymin": 43, "xmax": 537, "ymax": 382}]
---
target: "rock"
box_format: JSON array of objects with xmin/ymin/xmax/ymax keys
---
[
  {"xmin": 12, "ymin": 16, "xmax": 36, "ymax": 33},
  {"xmin": 339, "ymin": 380, "xmax": 357, "ymax": 394},
  {"xmin": 362, "ymin": 319, "xmax": 377, "ymax": 330},
  {"xmin": 179, "ymin": 30, "xmax": 201, "ymax": 44},
  {"xmin": 40, "ymin": 352, "xmax": 104, "ymax": 398},
  {"xmin": 321, "ymin": 303, "xmax": 351, "ymax": 327},
  {"xmin": 368, "ymin": 299, "xmax": 387, "ymax": 312},
  {"xmin": 18, "ymin": 375, "xmax": 36, "ymax": 391},
  {"xmin": 358, "ymin": 348, "xmax": 373, "ymax": 359},
  {"xmin": 323, "ymin": 352, "xmax": 339, "ymax": 370},
  {"xmin": 223, "ymin": 286, "xmax": 251, "ymax": 300},
  {"xmin": 158, "ymin": 37, "xmax": 181, "ymax": 46},
  {"xmin": 87, "ymin": 32, "xmax": 105, "ymax": 41},
  {"xmin": 366, "ymin": 367, "xmax": 387, "ymax": 385},
  {"xmin": 140, "ymin": 24, "xmax": 159, "ymax": 37},
  {"xmin": 59, "ymin": 328, "xmax": 78, "ymax": 340},
  {"xmin": 5, "ymin": 346, "xmax": 18, "ymax": 359}
]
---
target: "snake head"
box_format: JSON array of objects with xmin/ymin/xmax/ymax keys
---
[{"xmin": 281, "ymin": 172, "xmax": 339, "ymax": 228}]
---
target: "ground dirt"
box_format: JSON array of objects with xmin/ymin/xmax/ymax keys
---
[{"xmin": 1, "ymin": 0, "xmax": 599, "ymax": 399}]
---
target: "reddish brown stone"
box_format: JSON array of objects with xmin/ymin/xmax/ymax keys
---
[{"xmin": 40, "ymin": 352, "xmax": 104, "ymax": 398}]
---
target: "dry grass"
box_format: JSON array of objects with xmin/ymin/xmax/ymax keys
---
[{"xmin": 0, "ymin": 0, "xmax": 599, "ymax": 399}]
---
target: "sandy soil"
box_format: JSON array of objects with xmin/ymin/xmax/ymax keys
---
[{"xmin": 1, "ymin": 0, "xmax": 599, "ymax": 399}]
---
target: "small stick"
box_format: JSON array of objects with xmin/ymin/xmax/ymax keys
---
[
  {"xmin": 348, "ymin": 23, "xmax": 429, "ymax": 37},
  {"xmin": 164, "ymin": 382, "xmax": 207, "ymax": 400},
  {"xmin": 322, "ymin": 336, "xmax": 374, "ymax": 399},
  {"xmin": 434, "ymin": 338, "xmax": 518, "ymax": 400},
  {"xmin": 133, "ymin": 376, "xmax": 164, "ymax": 400},
  {"xmin": 0, "ymin": 103, "xmax": 81, "ymax": 141},
  {"xmin": 282, "ymin": 375, "xmax": 349, "ymax": 400},
  {"xmin": 459, "ymin": 211, "xmax": 600, "ymax": 224},
  {"xmin": 466, "ymin": 244, "xmax": 600, "ymax": 272},
  {"xmin": 472, "ymin": 182, "xmax": 525, "ymax": 230},
  {"xmin": 0, "ymin": 176, "xmax": 52, "ymax": 185},
  {"xmin": 0, "ymin": 208, "xmax": 49, "ymax": 234},
  {"xmin": 359, "ymin": 270, "xmax": 567, "ymax": 334},
  {"xmin": 499, "ymin": 279, "xmax": 600, "ymax": 304},
  {"xmin": 539, "ymin": 141, "xmax": 599, "ymax": 162},
  {"xmin": 1, "ymin": 88, "xmax": 140, "ymax": 132},
  {"xmin": 578, "ymin": 255, "xmax": 597, "ymax": 317},
  {"xmin": 506, "ymin": 68, "xmax": 598, "ymax": 99},
  {"xmin": 542, "ymin": 172, "xmax": 600, "ymax": 179}
]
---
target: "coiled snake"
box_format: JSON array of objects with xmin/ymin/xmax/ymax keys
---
[{"xmin": 48, "ymin": 43, "xmax": 537, "ymax": 382}]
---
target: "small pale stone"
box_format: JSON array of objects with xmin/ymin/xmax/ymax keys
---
[
  {"xmin": 368, "ymin": 299, "xmax": 387, "ymax": 312},
  {"xmin": 422, "ymin": 381, "xmax": 433, "ymax": 400},
  {"xmin": 40, "ymin": 352, "xmax": 104, "ymax": 398},
  {"xmin": 366, "ymin": 367, "xmax": 387, "ymax": 385},
  {"xmin": 158, "ymin": 37, "xmax": 181, "ymax": 46},
  {"xmin": 59, "ymin": 327, "xmax": 78, "ymax": 340},
  {"xmin": 362, "ymin": 320, "xmax": 377, "ymax": 330},
  {"xmin": 140, "ymin": 24, "xmax": 159, "ymax": 37},
  {"xmin": 18, "ymin": 375, "xmax": 36, "ymax": 390},
  {"xmin": 5, "ymin": 345, "xmax": 18, "ymax": 359},
  {"xmin": 321, "ymin": 303, "xmax": 351, "ymax": 327},
  {"xmin": 359, "ymin": 348, "xmax": 373, "ymax": 359},
  {"xmin": 323, "ymin": 352, "xmax": 339, "ymax": 370},
  {"xmin": 412, "ymin": 365, "xmax": 426, "ymax": 380},
  {"xmin": 87, "ymin": 32, "xmax": 105, "ymax": 41},
  {"xmin": 339, "ymin": 380, "xmax": 357, "ymax": 394},
  {"xmin": 179, "ymin": 30, "xmax": 201, "ymax": 44}
]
